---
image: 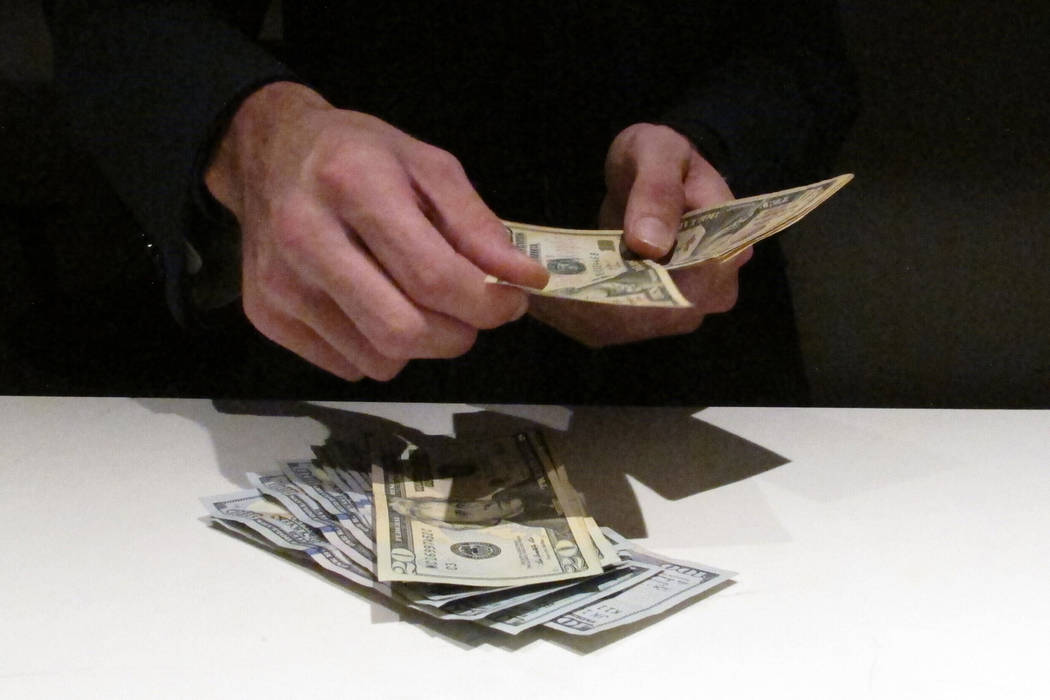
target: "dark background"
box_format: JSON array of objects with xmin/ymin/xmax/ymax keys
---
[{"xmin": 2, "ymin": 0, "xmax": 1048, "ymax": 406}]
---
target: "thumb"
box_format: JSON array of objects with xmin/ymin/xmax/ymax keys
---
[{"xmin": 621, "ymin": 156, "xmax": 687, "ymax": 259}]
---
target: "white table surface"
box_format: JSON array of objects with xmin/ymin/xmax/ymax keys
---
[{"xmin": 1, "ymin": 398, "xmax": 1047, "ymax": 700}]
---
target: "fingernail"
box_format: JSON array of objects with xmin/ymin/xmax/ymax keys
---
[{"xmin": 634, "ymin": 217, "xmax": 671, "ymax": 255}]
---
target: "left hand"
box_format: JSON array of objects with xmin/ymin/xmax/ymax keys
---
[{"xmin": 528, "ymin": 123, "xmax": 753, "ymax": 347}]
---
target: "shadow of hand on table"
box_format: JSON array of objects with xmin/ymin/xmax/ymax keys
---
[{"xmin": 188, "ymin": 399, "xmax": 787, "ymax": 539}]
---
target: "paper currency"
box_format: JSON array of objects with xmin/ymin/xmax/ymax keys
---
[
  {"xmin": 477, "ymin": 560, "xmax": 661, "ymax": 635},
  {"xmin": 202, "ymin": 489, "xmax": 376, "ymax": 588},
  {"xmin": 371, "ymin": 431, "xmax": 603, "ymax": 586},
  {"xmin": 280, "ymin": 459, "xmax": 373, "ymax": 536},
  {"xmin": 495, "ymin": 173, "xmax": 852, "ymax": 307},
  {"xmin": 202, "ymin": 427, "xmax": 736, "ymax": 638},
  {"xmin": 665, "ymin": 174, "xmax": 852, "ymax": 267},
  {"xmin": 543, "ymin": 528, "xmax": 735, "ymax": 635},
  {"xmin": 246, "ymin": 471, "xmax": 375, "ymax": 570}
]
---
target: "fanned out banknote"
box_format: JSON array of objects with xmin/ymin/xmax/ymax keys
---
[
  {"xmin": 493, "ymin": 174, "xmax": 852, "ymax": 307},
  {"xmin": 201, "ymin": 428, "xmax": 735, "ymax": 637}
]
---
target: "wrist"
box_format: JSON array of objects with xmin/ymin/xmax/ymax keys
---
[{"xmin": 204, "ymin": 81, "xmax": 329, "ymax": 220}]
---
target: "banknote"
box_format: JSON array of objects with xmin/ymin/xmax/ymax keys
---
[
  {"xmin": 208, "ymin": 514, "xmax": 305, "ymax": 557},
  {"xmin": 247, "ymin": 472, "xmax": 375, "ymax": 570},
  {"xmin": 402, "ymin": 577, "xmax": 588, "ymax": 621},
  {"xmin": 202, "ymin": 489, "xmax": 376, "ymax": 588},
  {"xmin": 666, "ymin": 173, "xmax": 853, "ymax": 268},
  {"xmin": 202, "ymin": 428, "xmax": 737, "ymax": 637},
  {"xmin": 495, "ymin": 229, "xmax": 690, "ymax": 307},
  {"xmin": 371, "ymin": 431, "xmax": 603, "ymax": 586},
  {"xmin": 543, "ymin": 528, "xmax": 735, "ymax": 635},
  {"xmin": 397, "ymin": 515, "xmax": 621, "ymax": 610},
  {"xmin": 494, "ymin": 174, "xmax": 852, "ymax": 307},
  {"xmin": 314, "ymin": 441, "xmax": 373, "ymax": 496},
  {"xmin": 526, "ymin": 430, "xmax": 621, "ymax": 566},
  {"xmin": 280, "ymin": 459, "xmax": 373, "ymax": 535},
  {"xmin": 477, "ymin": 560, "xmax": 661, "ymax": 635}
]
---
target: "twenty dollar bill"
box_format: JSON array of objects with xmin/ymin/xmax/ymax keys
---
[
  {"xmin": 371, "ymin": 431, "xmax": 603, "ymax": 587},
  {"xmin": 495, "ymin": 174, "xmax": 852, "ymax": 308}
]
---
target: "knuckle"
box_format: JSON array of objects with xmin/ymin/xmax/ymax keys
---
[
  {"xmin": 253, "ymin": 258, "xmax": 292, "ymax": 300},
  {"xmin": 406, "ymin": 261, "xmax": 455, "ymax": 302},
  {"xmin": 443, "ymin": 327, "xmax": 478, "ymax": 358},
  {"xmin": 642, "ymin": 178, "xmax": 684, "ymax": 209},
  {"xmin": 467, "ymin": 287, "xmax": 523, "ymax": 329},
  {"xmin": 422, "ymin": 146, "xmax": 466, "ymax": 180},
  {"xmin": 709, "ymin": 286, "xmax": 740, "ymax": 313},
  {"xmin": 269, "ymin": 198, "xmax": 313, "ymax": 252},
  {"xmin": 650, "ymin": 123, "xmax": 684, "ymax": 143},
  {"xmin": 669, "ymin": 310, "xmax": 706, "ymax": 336},
  {"xmin": 315, "ymin": 138, "xmax": 386, "ymax": 193},
  {"xmin": 315, "ymin": 152, "xmax": 359, "ymax": 194},
  {"xmin": 702, "ymin": 271, "xmax": 741, "ymax": 314},
  {"xmin": 241, "ymin": 290, "xmax": 269, "ymax": 329},
  {"xmin": 372, "ymin": 313, "xmax": 428, "ymax": 358},
  {"xmin": 366, "ymin": 358, "xmax": 408, "ymax": 382}
]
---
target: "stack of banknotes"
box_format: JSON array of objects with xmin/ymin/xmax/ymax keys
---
[
  {"xmin": 496, "ymin": 173, "xmax": 853, "ymax": 307},
  {"xmin": 202, "ymin": 429, "xmax": 734, "ymax": 636}
]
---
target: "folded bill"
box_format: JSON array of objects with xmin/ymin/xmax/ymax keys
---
[{"xmin": 493, "ymin": 174, "xmax": 852, "ymax": 307}]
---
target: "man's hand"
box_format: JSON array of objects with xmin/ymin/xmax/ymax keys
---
[
  {"xmin": 205, "ymin": 82, "xmax": 548, "ymax": 381},
  {"xmin": 528, "ymin": 123, "xmax": 752, "ymax": 348}
]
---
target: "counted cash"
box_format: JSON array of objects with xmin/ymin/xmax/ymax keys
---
[{"xmin": 495, "ymin": 173, "xmax": 852, "ymax": 307}]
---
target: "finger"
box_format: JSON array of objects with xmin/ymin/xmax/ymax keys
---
[
  {"xmin": 671, "ymin": 258, "xmax": 745, "ymax": 315},
  {"xmin": 682, "ymin": 151, "xmax": 734, "ymax": 210},
  {"xmin": 242, "ymin": 292, "xmax": 369, "ymax": 382},
  {"xmin": 270, "ymin": 197, "xmax": 488, "ymax": 360},
  {"xmin": 410, "ymin": 148, "xmax": 550, "ymax": 290},
  {"xmin": 269, "ymin": 287, "xmax": 427, "ymax": 379},
  {"xmin": 328, "ymin": 158, "xmax": 532, "ymax": 329},
  {"xmin": 621, "ymin": 138, "xmax": 689, "ymax": 259}
]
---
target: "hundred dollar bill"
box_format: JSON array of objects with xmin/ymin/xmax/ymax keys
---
[
  {"xmin": 494, "ymin": 174, "xmax": 852, "ymax": 307},
  {"xmin": 247, "ymin": 472, "xmax": 375, "ymax": 570},
  {"xmin": 371, "ymin": 431, "xmax": 603, "ymax": 586},
  {"xmin": 403, "ymin": 577, "xmax": 587, "ymax": 621},
  {"xmin": 544, "ymin": 528, "xmax": 735, "ymax": 636},
  {"xmin": 280, "ymin": 459, "xmax": 373, "ymax": 536},
  {"xmin": 314, "ymin": 441, "xmax": 373, "ymax": 497},
  {"xmin": 202, "ymin": 489, "xmax": 376, "ymax": 588},
  {"xmin": 208, "ymin": 515, "xmax": 306, "ymax": 557},
  {"xmin": 477, "ymin": 560, "xmax": 661, "ymax": 635}
]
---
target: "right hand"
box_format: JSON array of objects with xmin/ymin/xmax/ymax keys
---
[{"xmin": 205, "ymin": 82, "xmax": 548, "ymax": 381}]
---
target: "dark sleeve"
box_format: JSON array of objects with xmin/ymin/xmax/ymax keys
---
[
  {"xmin": 659, "ymin": 0, "xmax": 860, "ymax": 195},
  {"xmin": 43, "ymin": 0, "xmax": 297, "ymax": 324}
]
